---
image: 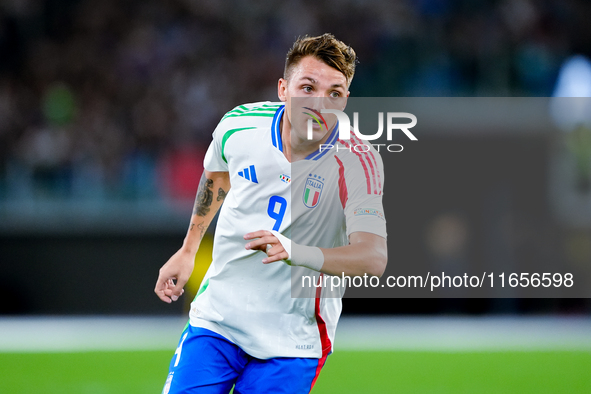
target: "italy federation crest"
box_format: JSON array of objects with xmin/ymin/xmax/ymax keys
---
[{"xmin": 303, "ymin": 174, "xmax": 324, "ymax": 208}]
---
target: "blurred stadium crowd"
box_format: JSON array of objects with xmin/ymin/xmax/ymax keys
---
[{"xmin": 0, "ymin": 0, "xmax": 590, "ymax": 203}]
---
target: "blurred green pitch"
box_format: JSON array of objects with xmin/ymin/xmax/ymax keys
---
[{"xmin": 1, "ymin": 350, "xmax": 589, "ymax": 393}]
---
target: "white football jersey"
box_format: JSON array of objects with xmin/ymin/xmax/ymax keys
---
[{"xmin": 189, "ymin": 102, "xmax": 387, "ymax": 359}]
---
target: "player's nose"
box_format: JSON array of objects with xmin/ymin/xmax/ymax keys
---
[{"xmin": 309, "ymin": 95, "xmax": 330, "ymax": 110}]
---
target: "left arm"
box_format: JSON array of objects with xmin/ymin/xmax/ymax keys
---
[
  {"xmin": 244, "ymin": 230, "xmax": 387, "ymax": 278},
  {"xmin": 317, "ymin": 231, "xmax": 387, "ymax": 277}
]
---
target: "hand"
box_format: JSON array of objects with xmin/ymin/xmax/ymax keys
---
[
  {"xmin": 154, "ymin": 248, "xmax": 193, "ymax": 303},
  {"xmin": 244, "ymin": 230, "xmax": 289, "ymax": 264}
]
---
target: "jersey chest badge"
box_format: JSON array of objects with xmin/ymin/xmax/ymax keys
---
[{"xmin": 303, "ymin": 174, "xmax": 325, "ymax": 208}]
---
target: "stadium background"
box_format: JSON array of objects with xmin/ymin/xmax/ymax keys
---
[{"xmin": 0, "ymin": 0, "xmax": 590, "ymax": 392}]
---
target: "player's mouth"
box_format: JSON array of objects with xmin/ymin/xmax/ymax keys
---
[{"xmin": 303, "ymin": 107, "xmax": 329, "ymax": 131}]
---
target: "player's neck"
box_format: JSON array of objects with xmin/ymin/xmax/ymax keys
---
[{"xmin": 280, "ymin": 117, "xmax": 322, "ymax": 162}]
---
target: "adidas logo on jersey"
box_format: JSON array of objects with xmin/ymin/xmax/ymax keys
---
[{"xmin": 238, "ymin": 165, "xmax": 258, "ymax": 183}]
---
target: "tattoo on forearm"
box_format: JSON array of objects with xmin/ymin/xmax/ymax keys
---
[
  {"xmin": 190, "ymin": 222, "xmax": 206, "ymax": 239},
  {"xmin": 217, "ymin": 188, "xmax": 227, "ymax": 201},
  {"xmin": 193, "ymin": 176, "xmax": 214, "ymax": 216},
  {"xmin": 197, "ymin": 223, "xmax": 206, "ymax": 239}
]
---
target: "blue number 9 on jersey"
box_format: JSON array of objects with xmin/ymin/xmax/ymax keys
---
[{"xmin": 267, "ymin": 196, "xmax": 287, "ymax": 231}]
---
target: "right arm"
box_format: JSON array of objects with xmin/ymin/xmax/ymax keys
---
[{"xmin": 154, "ymin": 170, "xmax": 230, "ymax": 303}]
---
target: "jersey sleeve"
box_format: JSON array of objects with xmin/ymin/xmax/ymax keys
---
[
  {"xmin": 337, "ymin": 148, "xmax": 387, "ymax": 239},
  {"xmin": 203, "ymin": 117, "xmax": 230, "ymax": 172}
]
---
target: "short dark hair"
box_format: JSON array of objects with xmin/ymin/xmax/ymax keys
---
[{"xmin": 284, "ymin": 33, "xmax": 357, "ymax": 86}]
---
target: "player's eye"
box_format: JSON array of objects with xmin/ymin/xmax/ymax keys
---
[
  {"xmin": 329, "ymin": 91, "xmax": 341, "ymax": 98},
  {"xmin": 302, "ymin": 86, "xmax": 313, "ymax": 93}
]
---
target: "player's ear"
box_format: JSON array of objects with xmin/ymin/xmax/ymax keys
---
[{"xmin": 278, "ymin": 78, "xmax": 288, "ymax": 102}]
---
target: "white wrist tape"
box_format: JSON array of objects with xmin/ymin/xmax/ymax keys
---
[{"xmin": 270, "ymin": 230, "xmax": 324, "ymax": 271}]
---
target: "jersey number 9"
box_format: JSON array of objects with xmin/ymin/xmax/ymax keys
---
[{"xmin": 267, "ymin": 196, "xmax": 287, "ymax": 231}]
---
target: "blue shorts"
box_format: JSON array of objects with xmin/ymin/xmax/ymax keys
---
[{"xmin": 162, "ymin": 325, "xmax": 328, "ymax": 394}]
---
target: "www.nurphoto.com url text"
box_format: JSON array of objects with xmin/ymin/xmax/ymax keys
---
[{"xmin": 302, "ymin": 272, "xmax": 574, "ymax": 292}]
